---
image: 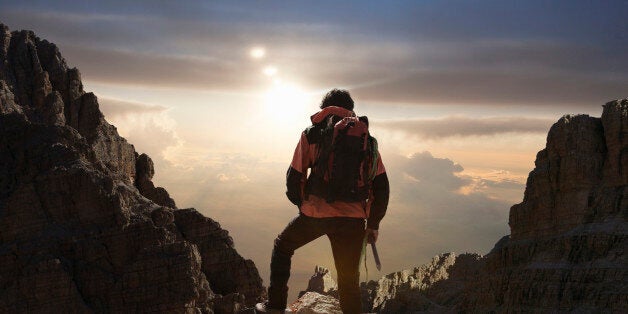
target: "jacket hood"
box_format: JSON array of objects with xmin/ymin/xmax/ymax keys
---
[{"xmin": 310, "ymin": 106, "xmax": 355, "ymax": 124}]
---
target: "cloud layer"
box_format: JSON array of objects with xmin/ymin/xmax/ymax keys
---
[
  {"xmin": 2, "ymin": 1, "xmax": 626, "ymax": 107},
  {"xmin": 99, "ymin": 97, "xmax": 182, "ymax": 162},
  {"xmin": 374, "ymin": 115, "xmax": 555, "ymax": 139}
]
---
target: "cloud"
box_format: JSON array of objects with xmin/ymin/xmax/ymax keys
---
[
  {"xmin": 475, "ymin": 177, "xmax": 525, "ymax": 190},
  {"xmin": 398, "ymin": 151, "xmax": 470, "ymax": 190},
  {"xmin": 2, "ymin": 6, "xmax": 626, "ymax": 108},
  {"xmin": 351, "ymin": 68, "xmax": 627, "ymax": 107},
  {"xmin": 99, "ymin": 97, "xmax": 168, "ymax": 119},
  {"xmin": 60, "ymin": 46, "xmax": 263, "ymax": 90},
  {"xmin": 459, "ymin": 170, "xmax": 527, "ymax": 204},
  {"xmin": 377, "ymin": 151, "xmax": 520, "ymax": 270},
  {"xmin": 99, "ymin": 97, "xmax": 182, "ymax": 162},
  {"xmin": 386, "ymin": 151, "xmax": 514, "ymax": 218},
  {"xmin": 387, "ymin": 152, "xmax": 527, "ymax": 207},
  {"xmin": 347, "ymin": 39, "xmax": 627, "ymax": 107},
  {"xmin": 374, "ymin": 115, "xmax": 555, "ymax": 139}
]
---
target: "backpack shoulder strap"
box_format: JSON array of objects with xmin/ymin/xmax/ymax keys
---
[
  {"xmin": 359, "ymin": 115, "xmax": 369, "ymax": 127},
  {"xmin": 367, "ymin": 135, "xmax": 380, "ymax": 182},
  {"xmin": 304, "ymin": 123, "xmax": 324, "ymax": 144}
]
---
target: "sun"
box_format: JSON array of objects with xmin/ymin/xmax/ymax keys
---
[
  {"xmin": 249, "ymin": 47, "xmax": 265, "ymax": 59},
  {"xmin": 262, "ymin": 66, "xmax": 278, "ymax": 76},
  {"xmin": 264, "ymin": 82, "xmax": 309, "ymax": 123}
]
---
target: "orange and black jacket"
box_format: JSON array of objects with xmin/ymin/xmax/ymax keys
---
[{"xmin": 285, "ymin": 106, "xmax": 390, "ymax": 230}]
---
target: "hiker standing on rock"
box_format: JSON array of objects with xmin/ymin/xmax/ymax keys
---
[{"xmin": 256, "ymin": 89, "xmax": 390, "ymax": 314}]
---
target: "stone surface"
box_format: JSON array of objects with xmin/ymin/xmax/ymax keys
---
[
  {"xmin": 358, "ymin": 253, "xmax": 481, "ymax": 313},
  {"xmin": 290, "ymin": 292, "xmax": 343, "ymax": 314},
  {"xmin": 462, "ymin": 100, "xmax": 628, "ymax": 313},
  {"xmin": 174, "ymin": 209, "xmax": 266, "ymax": 306},
  {"xmin": 294, "ymin": 100, "xmax": 628, "ymax": 313},
  {"xmin": 0, "ymin": 23, "xmax": 264, "ymax": 313},
  {"xmin": 136, "ymin": 153, "xmax": 176, "ymax": 208}
]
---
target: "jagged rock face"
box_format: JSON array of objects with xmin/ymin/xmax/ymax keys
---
[
  {"xmin": 360, "ymin": 253, "xmax": 481, "ymax": 313},
  {"xmin": 510, "ymin": 110, "xmax": 611, "ymax": 240},
  {"xmin": 0, "ymin": 23, "xmax": 264, "ymax": 313},
  {"xmin": 462, "ymin": 100, "xmax": 628, "ymax": 312},
  {"xmin": 135, "ymin": 153, "xmax": 176, "ymax": 208},
  {"xmin": 1, "ymin": 26, "xmax": 136, "ymax": 183},
  {"xmin": 173, "ymin": 209, "xmax": 265, "ymax": 306}
]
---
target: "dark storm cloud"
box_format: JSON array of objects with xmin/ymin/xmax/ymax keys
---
[{"xmin": 374, "ymin": 115, "xmax": 555, "ymax": 138}]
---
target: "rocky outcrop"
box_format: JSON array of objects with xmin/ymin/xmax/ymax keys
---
[
  {"xmin": 293, "ymin": 253, "xmax": 482, "ymax": 313},
  {"xmin": 290, "ymin": 292, "xmax": 342, "ymax": 314},
  {"xmin": 462, "ymin": 99, "xmax": 627, "ymax": 312},
  {"xmin": 135, "ymin": 153, "xmax": 176, "ymax": 208},
  {"xmin": 298, "ymin": 266, "xmax": 338, "ymax": 298},
  {"xmin": 0, "ymin": 23, "xmax": 264, "ymax": 313},
  {"xmin": 173, "ymin": 209, "xmax": 265, "ymax": 306},
  {"xmin": 360, "ymin": 253, "xmax": 482, "ymax": 313},
  {"xmin": 293, "ymin": 100, "xmax": 627, "ymax": 313}
]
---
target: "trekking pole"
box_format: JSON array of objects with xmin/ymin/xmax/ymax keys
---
[{"xmin": 370, "ymin": 242, "xmax": 381, "ymax": 271}]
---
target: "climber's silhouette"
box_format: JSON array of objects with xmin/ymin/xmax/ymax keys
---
[{"xmin": 256, "ymin": 89, "xmax": 390, "ymax": 314}]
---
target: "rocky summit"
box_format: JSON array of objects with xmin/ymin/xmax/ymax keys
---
[
  {"xmin": 296, "ymin": 100, "xmax": 628, "ymax": 313},
  {"xmin": 0, "ymin": 23, "xmax": 265, "ymax": 313}
]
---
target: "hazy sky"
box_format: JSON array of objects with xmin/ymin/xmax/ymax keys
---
[{"xmin": 2, "ymin": 0, "xmax": 626, "ymax": 301}]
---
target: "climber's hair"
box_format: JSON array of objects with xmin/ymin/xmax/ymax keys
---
[{"xmin": 320, "ymin": 89, "xmax": 354, "ymax": 111}]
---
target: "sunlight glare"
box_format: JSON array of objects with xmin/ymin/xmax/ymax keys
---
[
  {"xmin": 263, "ymin": 66, "xmax": 278, "ymax": 76},
  {"xmin": 264, "ymin": 82, "xmax": 309, "ymax": 123},
  {"xmin": 250, "ymin": 47, "xmax": 265, "ymax": 59}
]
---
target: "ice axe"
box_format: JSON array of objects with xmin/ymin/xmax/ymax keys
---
[
  {"xmin": 370, "ymin": 242, "xmax": 381, "ymax": 271},
  {"xmin": 366, "ymin": 231, "xmax": 382, "ymax": 271}
]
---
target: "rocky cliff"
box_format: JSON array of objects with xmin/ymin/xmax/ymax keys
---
[
  {"xmin": 296, "ymin": 100, "xmax": 627, "ymax": 313},
  {"xmin": 0, "ymin": 23, "xmax": 264, "ymax": 313},
  {"xmin": 461, "ymin": 100, "xmax": 627, "ymax": 312}
]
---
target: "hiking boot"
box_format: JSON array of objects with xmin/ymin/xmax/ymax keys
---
[{"xmin": 254, "ymin": 301, "xmax": 292, "ymax": 314}]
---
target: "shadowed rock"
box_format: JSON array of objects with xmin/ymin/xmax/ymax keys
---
[
  {"xmin": 0, "ymin": 22, "xmax": 265, "ymax": 313},
  {"xmin": 135, "ymin": 153, "xmax": 176, "ymax": 208},
  {"xmin": 465, "ymin": 99, "xmax": 627, "ymax": 312}
]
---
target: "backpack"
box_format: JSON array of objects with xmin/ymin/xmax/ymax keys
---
[{"xmin": 306, "ymin": 113, "xmax": 379, "ymax": 203}]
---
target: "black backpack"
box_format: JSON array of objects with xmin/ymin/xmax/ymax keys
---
[{"xmin": 305, "ymin": 114, "xmax": 379, "ymax": 203}]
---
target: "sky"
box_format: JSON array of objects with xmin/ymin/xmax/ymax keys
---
[{"xmin": 1, "ymin": 0, "xmax": 627, "ymax": 301}]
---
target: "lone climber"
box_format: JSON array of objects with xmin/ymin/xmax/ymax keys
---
[{"xmin": 256, "ymin": 89, "xmax": 390, "ymax": 314}]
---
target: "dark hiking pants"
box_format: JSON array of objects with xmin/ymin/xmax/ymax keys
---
[{"xmin": 268, "ymin": 214, "xmax": 365, "ymax": 314}]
